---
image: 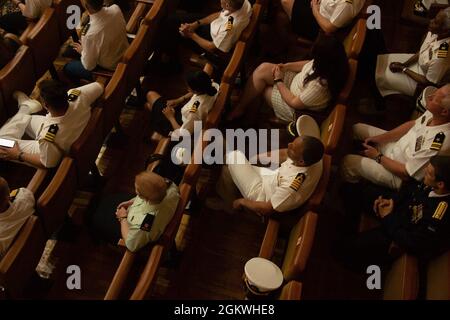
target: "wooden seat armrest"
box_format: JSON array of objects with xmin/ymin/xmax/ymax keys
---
[
  {"xmin": 258, "ymin": 219, "xmax": 280, "ymax": 259},
  {"xmin": 104, "ymin": 250, "xmax": 137, "ymax": 300},
  {"xmin": 279, "ymin": 281, "xmax": 302, "ymax": 300},
  {"xmin": 137, "ymin": 0, "xmax": 154, "ymax": 4},
  {"xmin": 26, "ymin": 168, "xmax": 48, "ymax": 195},
  {"xmin": 92, "ymin": 67, "xmax": 114, "ymax": 79}
]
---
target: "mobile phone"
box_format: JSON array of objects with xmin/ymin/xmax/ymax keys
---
[{"xmin": 0, "ymin": 138, "xmax": 15, "ymax": 148}]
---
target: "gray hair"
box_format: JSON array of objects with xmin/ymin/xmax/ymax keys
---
[{"xmin": 442, "ymin": 84, "xmax": 450, "ymax": 110}]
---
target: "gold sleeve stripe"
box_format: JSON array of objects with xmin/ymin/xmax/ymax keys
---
[{"xmin": 432, "ymin": 201, "xmax": 448, "ymax": 220}]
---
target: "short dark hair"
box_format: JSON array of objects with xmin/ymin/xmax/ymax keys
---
[
  {"xmin": 186, "ymin": 71, "xmax": 217, "ymax": 96},
  {"xmin": 39, "ymin": 80, "xmax": 69, "ymax": 111},
  {"xmin": 430, "ymin": 155, "xmax": 450, "ymax": 189},
  {"xmin": 228, "ymin": 0, "xmax": 245, "ymax": 9},
  {"xmin": 302, "ymin": 136, "xmax": 324, "ymax": 166},
  {"xmin": 85, "ymin": 0, "xmax": 103, "ymax": 11}
]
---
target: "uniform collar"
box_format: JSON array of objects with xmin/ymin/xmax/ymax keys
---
[
  {"xmin": 429, "ymin": 190, "xmax": 450, "ymax": 198},
  {"xmin": 223, "ymin": 0, "xmax": 251, "ymax": 18}
]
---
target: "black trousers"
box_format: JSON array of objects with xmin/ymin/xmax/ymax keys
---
[{"xmin": 0, "ymin": 12, "xmax": 27, "ymax": 35}]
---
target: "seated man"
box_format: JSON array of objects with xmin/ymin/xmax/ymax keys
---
[
  {"xmin": 0, "ymin": 80, "xmax": 104, "ymax": 168},
  {"xmin": 341, "ymin": 84, "xmax": 450, "ymax": 190},
  {"xmin": 209, "ymin": 135, "xmax": 324, "ymax": 217},
  {"xmin": 336, "ymin": 155, "xmax": 450, "ymax": 271},
  {"xmin": 91, "ymin": 171, "xmax": 180, "ymax": 252},
  {"xmin": 63, "ymin": 0, "xmax": 129, "ymax": 81},
  {"xmin": 0, "ymin": 0, "xmax": 52, "ymax": 34},
  {"xmin": 0, "ymin": 176, "xmax": 34, "ymax": 256},
  {"xmin": 160, "ymin": 0, "xmax": 252, "ymax": 69}
]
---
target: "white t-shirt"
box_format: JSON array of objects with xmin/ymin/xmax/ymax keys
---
[
  {"xmin": 0, "ymin": 188, "xmax": 35, "ymax": 256},
  {"xmin": 319, "ymin": 0, "xmax": 365, "ymax": 28},
  {"xmin": 81, "ymin": 5, "xmax": 129, "ymax": 71},
  {"xmin": 37, "ymin": 82, "xmax": 104, "ymax": 168},
  {"xmin": 290, "ymin": 60, "xmax": 331, "ymax": 110},
  {"xmin": 210, "ymin": 0, "xmax": 252, "ymax": 53},
  {"xmin": 23, "ymin": 0, "xmax": 52, "ymax": 19}
]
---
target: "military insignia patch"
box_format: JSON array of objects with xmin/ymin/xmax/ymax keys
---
[
  {"xmin": 44, "ymin": 124, "xmax": 59, "ymax": 143},
  {"xmin": 415, "ymin": 135, "xmax": 424, "ymax": 152},
  {"xmin": 421, "ymin": 115, "xmax": 426, "ymax": 124},
  {"xmin": 345, "ymin": 0, "xmax": 353, "ymax": 4},
  {"xmin": 430, "ymin": 132, "xmax": 445, "ymax": 151},
  {"xmin": 81, "ymin": 23, "xmax": 90, "ymax": 36},
  {"xmin": 437, "ymin": 42, "xmax": 449, "ymax": 59},
  {"xmin": 9, "ymin": 189, "xmax": 18, "ymax": 201},
  {"xmin": 67, "ymin": 89, "xmax": 81, "ymax": 102},
  {"xmin": 432, "ymin": 201, "xmax": 448, "ymax": 220},
  {"xmin": 140, "ymin": 213, "xmax": 155, "ymax": 232},
  {"xmin": 290, "ymin": 173, "xmax": 305, "ymax": 191},
  {"xmin": 190, "ymin": 101, "xmax": 200, "ymax": 113},
  {"xmin": 226, "ymin": 16, "xmax": 234, "ymax": 32}
]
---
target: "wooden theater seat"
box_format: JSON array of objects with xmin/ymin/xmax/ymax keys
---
[
  {"xmin": 259, "ymin": 211, "xmax": 318, "ymax": 277},
  {"xmin": 278, "ymin": 281, "xmax": 302, "ymax": 300},
  {"xmin": 204, "ymin": 82, "xmax": 232, "ymax": 129},
  {"xmin": 305, "ymin": 154, "xmax": 331, "ymax": 212},
  {"xmin": 0, "ymin": 215, "xmax": 46, "ymax": 299},
  {"xmin": 320, "ymin": 104, "xmax": 346, "ymax": 155},
  {"xmin": 343, "ymin": 19, "xmax": 367, "ymax": 60},
  {"xmin": 53, "ymin": 0, "xmax": 82, "ymax": 43},
  {"xmin": 426, "ymin": 250, "xmax": 450, "ymax": 300},
  {"xmin": 36, "ymin": 157, "xmax": 77, "ymax": 236},
  {"xmin": 69, "ymin": 108, "xmax": 104, "ymax": 185},
  {"xmin": 21, "ymin": 8, "xmax": 60, "ymax": 79},
  {"xmin": 239, "ymin": 3, "xmax": 262, "ymax": 45},
  {"xmin": 383, "ymin": 253, "xmax": 419, "ymax": 300},
  {"xmin": 126, "ymin": 2, "xmax": 150, "ymax": 35},
  {"xmin": 0, "ymin": 45, "xmax": 36, "ymax": 119},
  {"xmin": 145, "ymin": 137, "xmax": 171, "ymax": 172},
  {"xmin": 337, "ymin": 59, "xmax": 358, "ymax": 104},
  {"xmin": 222, "ymin": 41, "xmax": 246, "ymax": 85}
]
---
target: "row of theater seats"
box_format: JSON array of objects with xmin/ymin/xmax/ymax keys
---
[{"xmin": 0, "ymin": 0, "xmax": 171, "ymax": 299}]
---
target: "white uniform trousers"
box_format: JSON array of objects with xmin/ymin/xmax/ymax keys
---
[
  {"xmin": 0, "ymin": 106, "xmax": 44, "ymax": 154},
  {"xmin": 217, "ymin": 150, "xmax": 266, "ymax": 207},
  {"xmin": 376, "ymin": 54, "xmax": 420, "ymax": 97},
  {"xmin": 341, "ymin": 123, "xmax": 403, "ymax": 190}
]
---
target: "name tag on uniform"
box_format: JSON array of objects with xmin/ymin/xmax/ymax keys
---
[
  {"xmin": 415, "ymin": 135, "xmax": 424, "ymax": 152},
  {"xmin": 140, "ymin": 213, "xmax": 155, "ymax": 232}
]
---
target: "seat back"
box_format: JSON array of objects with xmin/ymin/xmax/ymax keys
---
[
  {"xmin": 383, "ymin": 254, "xmax": 419, "ymax": 300},
  {"xmin": 239, "ymin": 3, "xmax": 262, "ymax": 45},
  {"xmin": 337, "ymin": 59, "xmax": 358, "ymax": 104},
  {"xmin": 53, "ymin": 0, "xmax": 82, "ymax": 42},
  {"xmin": 221, "ymin": 41, "xmax": 246, "ymax": 85},
  {"xmin": 143, "ymin": 0, "xmax": 167, "ymax": 26},
  {"xmin": 278, "ymin": 281, "xmax": 302, "ymax": 300},
  {"xmin": 0, "ymin": 46, "xmax": 36, "ymax": 120},
  {"xmin": 281, "ymin": 211, "xmax": 318, "ymax": 281},
  {"xmin": 305, "ymin": 154, "xmax": 331, "ymax": 211},
  {"xmin": 320, "ymin": 104, "xmax": 346, "ymax": 155},
  {"xmin": 205, "ymin": 82, "xmax": 232, "ymax": 129},
  {"xmin": 36, "ymin": 157, "xmax": 77, "ymax": 236},
  {"xmin": 426, "ymin": 250, "xmax": 450, "ymax": 300},
  {"xmin": 0, "ymin": 215, "xmax": 46, "ymax": 299},
  {"xmin": 69, "ymin": 108, "xmax": 104, "ymax": 184},
  {"xmin": 343, "ymin": 19, "xmax": 367, "ymax": 60},
  {"xmin": 121, "ymin": 25, "xmax": 149, "ymax": 94},
  {"xmin": 23, "ymin": 8, "xmax": 60, "ymax": 79},
  {"xmin": 101, "ymin": 63, "xmax": 128, "ymax": 137},
  {"xmin": 126, "ymin": 2, "xmax": 150, "ymax": 34}
]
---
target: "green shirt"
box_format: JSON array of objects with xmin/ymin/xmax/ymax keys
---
[{"xmin": 125, "ymin": 183, "xmax": 180, "ymax": 252}]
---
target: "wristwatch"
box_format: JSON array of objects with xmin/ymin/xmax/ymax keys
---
[
  {"xmin": 402, "ymin": 67, "xmax": 408, "ymax": 73},
  {"xmin": 375, "ymin": 152, "xmax": 383, "ymax": 164},
  {"xmin": 117, "ymin": 216, "xmax": 127, "ymax": 222},
  {"xmin": 274, "ymin": 78, "xmax": 283, "ymax": 84}
]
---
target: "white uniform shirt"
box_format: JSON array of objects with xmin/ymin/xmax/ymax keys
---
[
  {"xmin": 261, "ymin": 158, "xmax": 323, "ymax": 212},
  {"xmin": 290, "ymin": 60, "xmax": 331, "ymax": 110},
  {"xmin": 418, "ymin": 32, "xmax": 450, "ymax": 85},
  {"xmin": 0, "ymin": 188, "xmax": 35, "ymax": 256},
  {"xmin": 319, "ymin": 0, "xmax": 365, "ymax": 28},
  {"xmin": 23, "ymin": 0, "xmax": 52, "ymax": 19},
  {"xmin": 80, "ymin": 5, "xmax": 129, "ymax": 71},
  {"xmin": 179, "ymin": 82, "xmax": 220, "ymax": 135},
  {"xmin": 210, "ymin": 0, "xmax": 252, "ymax": 53},
  {"xmin": 37, "ymin": 82, "xmax": 104, "ymax": 168},
  {"xmin": 387, "ymin": 111, "xmax": 450, "ymax": 181}
]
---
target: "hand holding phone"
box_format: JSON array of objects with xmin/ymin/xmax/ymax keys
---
[{"xmin": 0, "ymin": 138, "xmax": 15, "ymax": 148}]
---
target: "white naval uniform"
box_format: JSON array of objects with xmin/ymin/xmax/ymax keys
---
[
  {"xmin": 22, "ymin": 0, "xmax": 52, "ymax": 19},
  {"xmin": 80, "ymin": 4, "xmax": 129, "ymax": 71},
  {"xmin": 319, "ymin": 0, "xmax": 365, "ymax": 28},
  {"xmin": 420, "ymin": 0, "xmax": 449, "ymax": 10},
  {"xmin": 210, "ymin": 0, "xmax": 252, "ymax": 53},
  {"xmin": 341, "ymin": 111, "xmax": 450, "ymax": 190},
  {"xmin": 376, "ymin": 32, "xmax": 450, "ymax": 97},
  {"xmin": 0, "ymin": 82, "xmax": 104, "ymax": 168},
  {"xmin": 217, "ymin": 151, "xmax": 323, "ymax": 212},
  {"xmin": 0, "ymin": 188, "xmax": 35, "ymax": 256},
  {"xmin": 271, "ymin": 60, "xmax": 331, "ymax": 122}
]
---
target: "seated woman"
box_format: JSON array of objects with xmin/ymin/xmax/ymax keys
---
[
  {"xmin": 278, "ymin": 0, "xmax": 365, "ymax": 41},
  {"xmin": 146, "ymin": 70, "xmax": 219, "ymax": 138},
  {"xmin": 91, "ymin": 171, "xmax": 180, "ymax": 252},
  {"xmin": 227, "ymin": 34, "xmax": 349, "ymax": 122},
  {"xmin": 0, "ymin": 0, "xmax": 52, "ymax": 34},
  {"xmin": 376, "ymin": 8, "xmax": 450, "ymax": 98},
  {"xmin": 0, "ymin": 27, "xmax": 21, "ymax": 68}
]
